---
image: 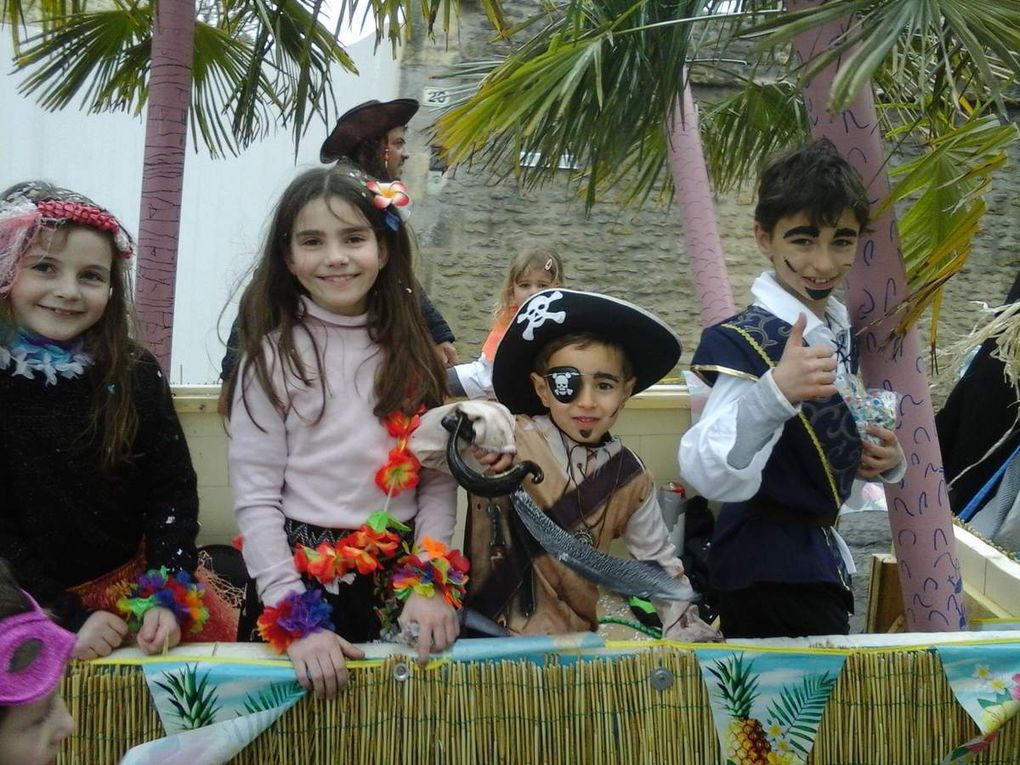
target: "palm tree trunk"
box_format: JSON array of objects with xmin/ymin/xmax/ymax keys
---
[
  {"xmin": 135, "ymin": 0, "xmax": 196, "ymax": 372},
  {"xmin": 789, "ymin": 0, "xmax": 965, "ymax": 631},
  {"xmin": 666, "ymin": 77, "xmax": 736, "ymax": 327}
]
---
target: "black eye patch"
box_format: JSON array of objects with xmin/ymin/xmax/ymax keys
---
[{"xmin": 543, "ymin": 366, "xmax": 583, "ymax": 404}]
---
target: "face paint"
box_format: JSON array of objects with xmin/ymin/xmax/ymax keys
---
[
  {"xmin": 543, "ymin": 366, "xmax": 583, "ymax": 404},
  {"xmin": 531, "ymin": 343, "xmax": 636, "ymax": 445},
  {"xmin": 784, "ymin": 258, "xmax": 834, "ymax": 300}
]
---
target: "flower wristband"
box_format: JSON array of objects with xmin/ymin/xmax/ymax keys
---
[
  {"xmin": 390, "ymin": 537, "xmax": 470, "ymax": 609},
  {"xmin": 116, "ymin": 567, "xmax": 208, "ymax": 634},
  {"xmin": 257, "ymin": 589, "xmax": 334, "ymax": 653}
]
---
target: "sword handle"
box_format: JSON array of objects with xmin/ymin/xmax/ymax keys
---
[{"xmin": 442, "ymin": 411, "xmax": 543, "ymax": 497}]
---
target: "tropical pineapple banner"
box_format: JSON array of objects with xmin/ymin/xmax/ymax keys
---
[
  {"xmin": 936, "ymin": 642, "xmax": 1020, "ymax": 764},
  {"xmin": 694, "ymin": 648, "xmax": 846, "ymax": 765},
  {"xmin": 119, "ymin": 660, "xmax": 305, "ymax": 764}
]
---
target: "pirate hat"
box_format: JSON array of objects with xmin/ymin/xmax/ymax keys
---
[
  {"xmin": 492, "ymin": 289, "xmax": 682, "ymax": 415},
  {"xmin": 320, "ymin": 99, "xmax": 420, "ymax": 163}
]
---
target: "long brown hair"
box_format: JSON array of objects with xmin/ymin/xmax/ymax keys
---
[
  {"xmin": 225, "ymin": 166, "xmax": 446, "ymax": 424},
  {"xmin": 0, "ymin": 216, "xmax": 141, "ymax": 473}
]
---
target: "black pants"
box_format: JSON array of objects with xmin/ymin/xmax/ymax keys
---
[
  {"xmin": 236, "ymin": 573, "xmax": 383, "ymax": 644},
  {"xmin": 718, "ymin": 581, "xmax": 853, "ymax": 639}
]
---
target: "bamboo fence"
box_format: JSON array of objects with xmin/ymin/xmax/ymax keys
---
[{"xmin": 57, "ymin": 644, "xmax": 1020, "ymax": 764}]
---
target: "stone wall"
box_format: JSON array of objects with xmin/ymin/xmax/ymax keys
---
[{"xmin": 396, "ymin": 2, "xmax": 1020, "ymax": 384}]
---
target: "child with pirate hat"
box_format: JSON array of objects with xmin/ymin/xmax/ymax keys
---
[{"xmin": 413, "ymin": 289, "xmax": 719, "ymax": 640}]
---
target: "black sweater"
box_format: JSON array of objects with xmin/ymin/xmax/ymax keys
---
[{"xmin": 0, "ymin": 348, "xmax": 200, "ymax": 630}]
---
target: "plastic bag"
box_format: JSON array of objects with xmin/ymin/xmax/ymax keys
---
[{"xmin": 834, "ymin": 372, "xmax": 900, "ymax": 444}]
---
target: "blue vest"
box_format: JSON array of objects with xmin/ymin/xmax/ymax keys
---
[{"xmin": 691, "ymin": 306, "xmax": 862, "ymax": 591}]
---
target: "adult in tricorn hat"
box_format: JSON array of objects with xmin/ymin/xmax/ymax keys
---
[{"xmin": 320, "ymin": 98, "xmax": 419, "ymax": 181}]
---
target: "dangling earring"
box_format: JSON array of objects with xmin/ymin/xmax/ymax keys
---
[{"xmin": 383, "ymin": 146, "xmax": 391, "ymax": 165}]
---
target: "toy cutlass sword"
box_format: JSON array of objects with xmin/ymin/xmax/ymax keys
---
[{"xmin": 442, "ymin": 412, "xmax": 698, "ymax": 602}]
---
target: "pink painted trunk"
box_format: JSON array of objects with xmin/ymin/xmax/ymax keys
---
[
  {"xmin": 135, "ymin": 0, "xmax": 196, "ymax": 372},
  {"xmin": 789, "ymin": 1, "xmax": 965, "ymax": 630},
  {"xmin": 666, "ymin": 79, "xmax": 736, "ymax": 328}
]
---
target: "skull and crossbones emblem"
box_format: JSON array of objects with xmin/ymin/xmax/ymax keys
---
[
  {"xmin": 517, "ymin": 290, "xmax": 566, "ymax": 341},
  {"xmin": 550, "ymin": 371, "xmax": 573, "ymax": 398}
]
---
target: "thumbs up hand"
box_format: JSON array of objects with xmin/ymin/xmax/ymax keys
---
[{"xmin": 771, "ymin": 313, "xmax": 838, "ymax": 405}]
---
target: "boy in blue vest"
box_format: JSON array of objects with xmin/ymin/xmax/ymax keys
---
[{"xmin": 679, "ymin": 139, "xmax": 905, "ymax": 638}]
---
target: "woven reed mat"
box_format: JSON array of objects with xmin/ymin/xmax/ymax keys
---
[{"xmin": 58, "ymin": 645, "xmax": 1020, "ymax": 764}]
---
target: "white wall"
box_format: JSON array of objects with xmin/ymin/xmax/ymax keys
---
[{"xmin": 1, "ymin": 29, "xmax": 401, "ymax": 383}]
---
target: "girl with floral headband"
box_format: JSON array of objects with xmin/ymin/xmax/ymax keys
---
[
  {"xmin": 225, "ymin": 165, "xmax": 473, "ymax": 698},
  {"xmin": 0, "ymin": 181, "xmax": 237, "ymax": 662}
]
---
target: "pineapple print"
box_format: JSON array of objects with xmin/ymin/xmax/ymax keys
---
[{"xmin": 709, "ymin": 654, "xmax": 773, "ymax": 765}]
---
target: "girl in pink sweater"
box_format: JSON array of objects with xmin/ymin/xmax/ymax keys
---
[{"xmin": 225, "ymin": 166, "xmax": 464, "ymax": 698}]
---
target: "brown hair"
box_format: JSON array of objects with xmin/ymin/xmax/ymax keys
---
[
  {"xmin": 496, "ymin": 246, "xmax": 566, "ymax": 319},
  {"xmin": 0, "ymin": 216, "xmax": 141, "ymax": 473},
  {"xmin": 225, "ymin": 166, "xmax": 446, "ymax": 424},
  {"xmin": 754, "ymin": 138, "xmax": 870, "ymax": 234}
]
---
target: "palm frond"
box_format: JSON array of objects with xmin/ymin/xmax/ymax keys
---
[
  {"xmin": 745, "ymin": 0, "xmax": 1020, "ymax": 118},
  {"xmin": 877, "ymin": 113, "xmax": 1019, "ymax": 351},
  {"xmin": 434, "ymin": 0, "xmax": 715, "ymax": 211},
  {"xmin": 9, "ymin": 0, "xmax": 356, "ymax": 157},
  {"xmin": 240, "ymin": 680, "xmax": 305, "ymax": 715},
  {"xmin": 764, "ymin": 672, "xmax": 837, "ymax": 756},
  {"xmin": 13, "ymin": 6, "xmax": 151, "ymax": 114},
  {"xmin": 698, "ymin": 76, "xmax": 809, "ymax": 193}
]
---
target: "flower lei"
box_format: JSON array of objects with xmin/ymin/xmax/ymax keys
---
[
  {"xmin": 375, "ymin": 405, "xmax": 425, "ymax": 496},
  {"xmin": 391, "ymin": 537, "xmax": 470, "ymax": 609},
  {"xmin": 293, "ymin": 512, "xmax": 408, "ymax": 586},
  {"xmin": 0, "ymin": 329, "xmax": 92, "ymax": 385},
  {"xmin": 257, "ymin": 404, "xmax": 470, "ymax": 653},
  {"xmin": 116, "ymin": 567, "xmax": 209, "ymax": 634},
  {"xmin": 256, "ymin": 589, "xmax": 334, "ymax": 653}
]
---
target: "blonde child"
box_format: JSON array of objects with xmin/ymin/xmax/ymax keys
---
[
  {"xmin": 0, "ymin": 558, "xmax": 75, "ymax": 765},
  {"xmin": 0, "ymin": 182, "xmax": 234, "ymax": 661},
  {"xmin": 227, "ymin": 165, "xmax": 474, "ymax": 699},
  {"xmin": 449, "ymin": 246, "xmax": 565, "ymax": 399}
]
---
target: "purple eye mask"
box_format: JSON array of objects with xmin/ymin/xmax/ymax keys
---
[{"xmin": 0, "ymin": 592, "xmax": 75, "ymax": 706}]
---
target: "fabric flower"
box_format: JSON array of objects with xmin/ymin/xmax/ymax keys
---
[
  {"xmin": 375, "ymin": 448, "xmax": 422, "ymax": 496},
  {"xmin": 294, "ymin": 542, "xmax": 344, "ymax": 584},
  {"xmin": 257, "ymin": 590, "xmax": 333, "ymax": 653},
  {"xmin": 390, "ymin": 538, "xmax": 470, "ymax": 608},
  {"xmin": 366, "ymin": 181, "xmax": 411, "ymax": 218},
  {"xmin": 116, "ymin": 567, "xmax": 208, "ymax": 634},
  {"xmin": 384, "ymin": 408, "xmax": 422, "ymax": 438},
  {"xmin": 1012, "ymin": 674, "xmax": 1020, "ymax": 701}
]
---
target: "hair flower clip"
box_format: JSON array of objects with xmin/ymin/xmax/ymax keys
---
[{"xmin": 366, "ymin": 180, "xmax": 412, "ymax": 231}]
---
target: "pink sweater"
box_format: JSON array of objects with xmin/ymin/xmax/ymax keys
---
[{"xmin": 229, "ymin": 297, "xmax": 457, "ymax": 606}]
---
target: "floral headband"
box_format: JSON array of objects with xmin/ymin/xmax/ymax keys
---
[
  {"xmin": 0, "ymin": 590, "xmax": 76, "ymax": 706},
  {"xmin": 0, "ymin": 181, "xmax": 135, "ymax": 296}
]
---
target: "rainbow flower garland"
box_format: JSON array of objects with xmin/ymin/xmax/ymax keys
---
[
  {"xmin": 116, "ymin": 567, "xmax": 208, "ymax": 634},
  {"xmin": 256, "ymin": 590, "xmax": 334, "ymax": 653},
  {"xmin": 391, "ymin": 537, "xmax": 470, "ymax": 609}
]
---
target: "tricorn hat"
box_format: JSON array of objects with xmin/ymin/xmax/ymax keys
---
[
  {"xmin": 320, "ymin": 99, "xmax": 420, "ymax": 163},
  {"xmin": 492, "ymin": 289, "xmax": 682, "ymax": 415}
]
